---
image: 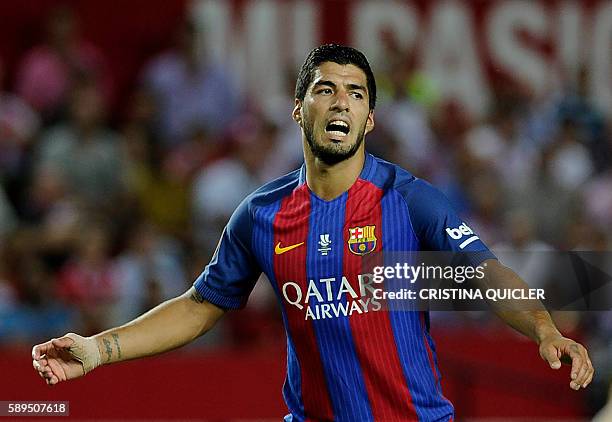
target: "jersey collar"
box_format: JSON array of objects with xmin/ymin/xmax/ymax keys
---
[{"xmin": 298, "ymin": 151, "xmax": 377, "ymax": 186}]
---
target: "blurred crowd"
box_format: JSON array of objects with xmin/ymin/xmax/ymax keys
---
[{"xmin": 0, "ymin": 5, "xmax": 610, "ymax": 414}]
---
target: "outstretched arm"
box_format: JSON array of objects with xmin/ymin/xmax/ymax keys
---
[
  {"xmin": 32, "ymin": 287, "xmax": 225, "ymax": 385},
  {"xmin": 478, "ymin": 259, "xmax": 594, "ymax": 390}
]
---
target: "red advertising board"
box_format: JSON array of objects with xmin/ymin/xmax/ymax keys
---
[{"xmin": 0, "ymin": 0, "xmax": 610, "ymax": 117}]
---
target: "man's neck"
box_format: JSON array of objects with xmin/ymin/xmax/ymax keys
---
[{"xmin": 303, "ymin": 141, "xmax": 366, "ymax": 201}]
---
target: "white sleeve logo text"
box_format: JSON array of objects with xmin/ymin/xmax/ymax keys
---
[{"xmin": 445, "ymin": 223, "xmax": 479, "ymax": 249}]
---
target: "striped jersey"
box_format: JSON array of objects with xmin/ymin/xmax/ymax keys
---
[{"xmin": 194, "ymin": 152, "xmax": 496, "ymax": 421}]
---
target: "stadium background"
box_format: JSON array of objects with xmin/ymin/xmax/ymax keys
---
[{"xmin": 0, "ymin": 0, "xmax": 611, "ymax": 420}]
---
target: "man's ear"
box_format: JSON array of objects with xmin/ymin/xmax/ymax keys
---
[
  {"xmin": 365, "ymin": 110, "xmax": 375, "ymax": 135},
  {"xmin": 292, "ymin": 99, "xmax": 303, "ymax": 126}
]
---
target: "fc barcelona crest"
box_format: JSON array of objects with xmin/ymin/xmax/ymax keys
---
[{"xmin": 348, "ymin": 225, "xmax": 377, "ymax": 255}]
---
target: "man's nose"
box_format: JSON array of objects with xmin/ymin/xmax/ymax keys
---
[{"xmin": 330, "ymin": 90, "xmax": 350, "ymax": 112}]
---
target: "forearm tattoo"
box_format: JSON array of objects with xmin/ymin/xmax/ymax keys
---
[
  {"xmin": 112, "ymin": 333, "xmax": 122, "ymax": 359},
  {"xmin": 102, "ymin": 334, "xmax": 122, "ymax": 362},
  {"xmin": 102, "ymin": 338, "xmax": 113, "ymax": 363},
  {"xmin": 190, "ymin": 289, "xmax": 205, "ymax": 303}
]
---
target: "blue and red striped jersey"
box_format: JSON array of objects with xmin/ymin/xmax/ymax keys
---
[{"xmin": 194, "ymin": 152, "xmax": 496, "ymax": 421}]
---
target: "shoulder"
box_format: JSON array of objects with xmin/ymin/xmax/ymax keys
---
[
  {"xmin": 368, "ymin": 154, "xmax": 439, "ymax": 199},
  {"xmin": 395, "ymin": 175, "xmax": 455, "ymax": 224},
  {"xmin": 395, "ymin": 176, "xmax": 447, "ymax": 204},
  {"xmin": 368, "ymin": 154, "xmax": 455, "ymax": 225},
  {"xmin": 364, "ymin": 154, "xmax": 415, "ymax": 191},
  {"xmin": 236, "ymin": 167, "xmax": 303, "ymax": 219},
  {"xmin": 224, "ymin": 168, "xmax": 301, "ymax": 245}
]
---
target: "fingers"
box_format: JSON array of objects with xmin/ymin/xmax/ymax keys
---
[
  {"xmin": 568, "ymin": 346, "xmax": 582, "ymax": 390},
  {"xmin": 33, "ymin": 357, "xmax": 47, "ymax": 376},
  {"xmin": 542, "ymin": 337, "xmax": 595, "ymax": 390},
  {"xmin": 32, "ymin": 345, "xmax": 41, "ymax": 360},
  {"xmin": 566, "ymin": 343, "xmax": 594, "ymax": 390},
  {"xmin": 540, "ymin": 344, "xmax": 562, "ymax": 369},
  {"xmin": 583, "ymin": 356, "xmax": 594, "ymax": 388},
  {"xmin": 32, "ymin": 340, "xmax": 57, "ymax": 385},
  {"xmin": 573, "ymin": 355, "xmax": 587, "ymax": 387},
  {"xmin": 32, "ymin": 336, "xmax": 71, "ymax": 385},
  {"xmin": 51, "ymin": 336, "xmax": 75, "ymax": 349},
  {"xmin": 572, "ymin": 344, "xmax": 594, "ymax": 389},
  {"xmin": 32, "ymin": 340, "xmax": 55, "ymax": 360},
  {"xmin": 32, "ymin": 335, "xmax": 74, "ymax": 360},
  {"xmin": 32, "ymin": 357, "xmax": 57, "ymax": 385},
  {"xmin": 46, "ymin": 358, "xmax": 66, "ymax": 385},
  {"xmin": 32, "ymin": 333, "xmax": 95, "ymax": 386},
  {"xmin": 34, "ymin": 357, "xmax": 48, "ymax": 368},
  {"xmin": 32, "ymin": 334, "xmax": 78, "ymax": 385}
]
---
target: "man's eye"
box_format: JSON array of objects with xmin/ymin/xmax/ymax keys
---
[
  {"xmin": 321, "ymin": 88, "xmax": 332, "ymax": 94},
  {"xmin": 351, "ymin": 92, "xmax": 363, "ymax": 99}
]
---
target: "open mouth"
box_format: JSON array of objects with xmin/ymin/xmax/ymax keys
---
[{"xmin": 325, "ymin": 120, "xmax": 350, "ymax": 138}]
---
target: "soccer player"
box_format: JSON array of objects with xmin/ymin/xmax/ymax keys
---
[{"xmin": 33, "ymin": 44, "xmax": 593, "ymax": 421}]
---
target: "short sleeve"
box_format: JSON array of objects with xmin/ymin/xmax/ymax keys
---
[
  {"xmin": 400, "ymin": 179, "xmax": 497, "ymax": 266},
  {"xmin": 193, "ymin": 198, "xmax": 261, "ymax": 309}
]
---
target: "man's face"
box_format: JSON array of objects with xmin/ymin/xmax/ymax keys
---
[{"xmin": 294, "ymin": 62, "xmax": 374, "ymax": 165}]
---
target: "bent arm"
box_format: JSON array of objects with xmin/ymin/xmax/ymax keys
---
[
  {"xmin": 93, "ymin": 287, "xmax": 225, "ymax": 365},
  {"xmin": 477, "ymin": 259, "xmax": 560, "ymax": 343},
  {"xmin": 476, "ymin": 259, "xmax": 594, "ymax": 389}
]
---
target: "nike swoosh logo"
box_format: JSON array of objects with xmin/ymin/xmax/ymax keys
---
[{"xmin": 275, "ymin": 241, "xmax": 305, "ymax": 255}]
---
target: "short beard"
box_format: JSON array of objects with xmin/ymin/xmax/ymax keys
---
[{"xmin": 304, "ymin": 121, "xmax": 366, "ymax": 166}]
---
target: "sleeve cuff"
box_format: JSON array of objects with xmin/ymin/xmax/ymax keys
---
[{"xmin": 193, "ymin": 281, "xmax": 245, "ymax": 310}]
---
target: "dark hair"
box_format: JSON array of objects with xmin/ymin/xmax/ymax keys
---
[{"xmin": 295, "ymin": 44, "xmax": 377, "ymax": 110}]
